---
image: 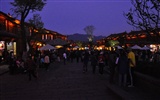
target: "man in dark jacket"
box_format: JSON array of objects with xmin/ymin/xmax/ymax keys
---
[
  {"xmin": 25, "ymin": 56, "xmax": 38, "ymax": 81},
  {"xmin": 108, "ymin": 51, "xmax": 117, "ymax": 83},
  {"xmin": 90, "ymin": 52, "xmax": 97, "ymax": 74},
  {"xmin": 117, "ymin": 50, "xmax": 129, "ymax": 87}
]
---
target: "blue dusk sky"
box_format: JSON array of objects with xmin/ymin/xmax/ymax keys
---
[{"xmin": 0, "ymin": 0, "xmax": 135, "ymax": 36}]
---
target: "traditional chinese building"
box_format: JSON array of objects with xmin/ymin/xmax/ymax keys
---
[
  {"xmin": 0, "ymin": 11, "xmax": 20, "ymax": 55},
  {"xmin": 97, "ymin": 29, "xmax": 160, "ymax": 51},
  {"xmin": 0, "ymin": 11, "xmax": 67, "ymax": 56}
]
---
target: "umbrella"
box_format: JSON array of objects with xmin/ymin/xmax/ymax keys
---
[
  {"xmin": 39, "ymin": 44, "xmax": 55, "ymax": 50},
  {"xmin": 141, "ymin": 46, "xmax": 150, "ymax": 50},
  {"xmin": 131, "ymin": 45, "xmax": 142, "ymax": 50}
]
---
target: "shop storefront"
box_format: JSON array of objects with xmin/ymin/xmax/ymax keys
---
[{"xmin": 0, "ymin": 30, "xmax": 19, "ymax": 56}]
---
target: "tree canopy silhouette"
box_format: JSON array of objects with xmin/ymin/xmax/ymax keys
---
[
  {"xmin": 124, "ymin": 0, "xmax": 160, "ymax": 35},
  {"xmin": 27, "ymin": 14, "xmax": 44, "ymax": 53},
  {"xmin": 84, "ymin": 25, "xmax": 95, "ymax": 42},
  {"xmin": 10, "ymin": 0, "xmax": 46, "ymax": 53}
]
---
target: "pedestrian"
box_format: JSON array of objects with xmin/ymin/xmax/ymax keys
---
[
  {"xmin": 90, "ymin": 51, "xmax": 97, "ymax": 74},
  {"xmin": 19, "ymin": 58, "xmax": 25, "ymax": 74},
  {"xmin": 44, "ymin": 53, "xmax": 50, "ymax": 71},
  {"xmin": 76, "ymin": 50, "xmax": 80, "ymax": 63},
  {"xmin": 108, "ymin": 51, "xmax": 117, "ymax": 83},
  {"xmin": 117, "ymin": 50, "xmax": 129, "ymax": 87},
  {"xmin": 25, "ymin": 56, "xmax": 38, "ymax": 81},
  {"xmin": 83, "ymin": 50, "xmax": 90, "ymax": 73},
  {"xmin": 57, "ymin": 54, "xmax": 61, "ymax": 62},
  {"xmin": 98, "ymin": 51, "xmax": 105, "ymax": 75},
  {"xmin": 8, "ymin": 51, "xmax": 16, "ymax": 75},
  {"xmin": 127, "ymin": 47, "xmax": 136, "ymax": 87},
  {"xmin": 63, "ymin": 52, "xmax": 67, "ymax": 65},
  {"xmin": 104, "ymin": 51, "xmax": 109, "ymax": 67},
  {"xmin": 40, "ymin": 55, "xmax": 44, "ymax": 68},
  {"xmin": 70, "ymin": 51, "xmax": 74, "ymax": 62},
  {"xmin": 15, "ymin": 56, "xmax": 21, "ymax": 74}
]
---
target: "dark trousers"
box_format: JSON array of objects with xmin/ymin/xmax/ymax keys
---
[
  {"xmin": 92, "ymin": 65, "xmax": 96, "ymax": 74},
  {"xmin": 99, "ymin": 63, "xmax": 104, "ymax": 74},
  {"xmin": 109, "ymin": 64, "xmax": 116, "ymax": 83},
  {"xmin": 28, "ymin": 70, "xmax": 37, "ymax": 81},
  {"xmin": 63, "ymin": 58, "xmax": 66, "ymax": 65},
  {"xmin": 128, "ymin": 67, "xmax": 135, "ymax": 85},
  {"xmin": 9, "ymin": 65, "xmax": 15, "ymax": 75},
  {"xmin": 83, "ymin": 63, "xmax": 88, "ymax": 73},
  {"xmin": 45, "ymin": 63, "xmax": 50, "ymax": 70},
  {"xmin": 76, "ymin": 57, "xmax": 79, "ymax": 63},
  {"xmin": 71, "ymin": 58, "xmax": 74, "ymax": 62}
]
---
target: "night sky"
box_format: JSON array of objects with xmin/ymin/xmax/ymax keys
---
[{"xmin": 1, "ymin": 0, "xmax": 134, "ymax": 36}]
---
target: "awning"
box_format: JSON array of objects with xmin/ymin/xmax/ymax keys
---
[
  {"xmin": 131, "ymin": 45, "xmax": 142, "ymax": 50},
  {"xmin": 39, "ymin": 44, "xmax": 56, "ymax": 50}
]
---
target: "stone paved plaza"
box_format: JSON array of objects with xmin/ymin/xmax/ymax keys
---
[{"xmin": 0, "ymin": 61, "xmax": 120, "ymax": 100}]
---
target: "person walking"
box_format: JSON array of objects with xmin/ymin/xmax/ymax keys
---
[
  {"xmin": 117, "ymin": 50, "xmax": 129, "ymax": 87},
  {"xmin": 63, "ymin": 52, "xmax": 67, "ymax": 65},
  {"xmin": 83, "ymin": 50, "xmax": 90, "ymax": 73},
  {"xmin": 127, "ymin": 47, "xmax": 136, "ymax": 87},
  {"xmin": 25, "ymin": 56, "xmax": 38, "ymax": 81},
  {"xmin": 8, "ymin": 51, "xmax": 16, "ymax": 75},
  {"xmin": 90, "ymin": 52, "xmax": 97, "ymax": 74},
  {"xmin": 76, "ymin": 50, "xmax": 80, "ymax": 63},
  {"xmin": 98, "ymin": 51, "xmax": 105, "ymax": 75},
  {"xmin": 44, "ymin": 53, "xmax": 50, "ymax": 71},
  {"xmin": 108, "ymin": 51, "xmax": 117, "ymax": 83}
]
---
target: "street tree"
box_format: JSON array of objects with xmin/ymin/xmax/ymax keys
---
[
  {"xmin": 124, "ymin": 0, "xmax": 160, "ymax": 37},
  {"xmin": 28, "ymin": 14, "xmax": 44, "ymax": 30},
  {"xmin": 10, "ymin": 0, "xmax": 46, "ymax": 53},
  {"xmin": 27, "ymin": 14, "xmax": 44, "ymax": 53},
  {"xmin": 84, "ymin": 25, "xmax": 95, "ymax": 48}
]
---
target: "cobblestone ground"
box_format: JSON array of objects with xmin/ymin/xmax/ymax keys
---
[{"xmin": 0, "ymin": 60, "xmax": 120, "ymax": 100}]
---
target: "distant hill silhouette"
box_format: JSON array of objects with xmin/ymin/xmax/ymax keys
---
[{"xmin": 67, "ymin": 33, "xmax": 105, "ymax": 42}]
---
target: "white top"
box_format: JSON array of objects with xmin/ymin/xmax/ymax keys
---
[
  {"xmin": 44, "ymin": 55, "xmax": 50, "ymax": 63},
  {"xmin": 63, "ymin": 53, "xmax": 67, "ymax": 59}
]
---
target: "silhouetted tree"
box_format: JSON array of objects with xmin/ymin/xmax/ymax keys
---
[
  {"xmin": 10, "ymin": 0, "xmax": 46, "ymax": 53},
  {"xmin": 84, "ymin": 25, "xmax": 95, "ymax": 49},
  {"xmin": 124, "ymin": 0, "xmax": 160, "ymax": 37},
  {"xmin": 27, "ymin": 14, "xmax": 44, "ymax": 53},
  {"xmin": 28, "ymin": 14, "xmax": 44, "ymax": 29}
]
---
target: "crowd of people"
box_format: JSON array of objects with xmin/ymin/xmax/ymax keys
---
[
  {"xmin": 0, "ymin": 47, "xmax": 143, "ymax": 85},
  {"xmin": 63, "ymin": 48, "xmax": 137, "ymax": 87},
  {"xmin": 2, "ymin": 49, "xmax": 52, "ymax": 81},
  {"xmin": 79, "ymin": 48, "xmax": 136, "ymax": 87},
  {"xmin": 1, "ymin": 47, "xmax": 160, "ymax": 86}
]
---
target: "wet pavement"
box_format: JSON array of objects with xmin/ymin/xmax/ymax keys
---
[{"xmin": 0, "ymin": 61, "xmax": 120, "ymax": 100}]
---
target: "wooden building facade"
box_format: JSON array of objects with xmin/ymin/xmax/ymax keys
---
[
  {"xmin": 0, "ymin": 11, "xmax": 67, "ymax": 56},
  {"xmin": 97, "ymin": 29, "xmax": 160, "ymax": 48}
]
